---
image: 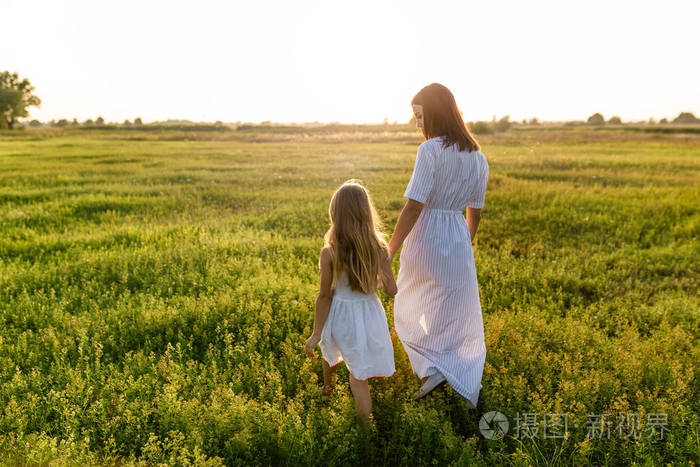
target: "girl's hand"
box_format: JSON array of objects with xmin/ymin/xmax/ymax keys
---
[{"xmin": 305, "ymin": 334, "xmax": 321, "ymax": 358}]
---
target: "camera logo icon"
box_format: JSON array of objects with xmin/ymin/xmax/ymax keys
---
[{"xmin": 479, "ymin": 411, "xmax": 509, "ymax": 440}]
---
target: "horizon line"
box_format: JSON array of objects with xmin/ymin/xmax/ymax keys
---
[{"xmin": 19, "ymin": 112, "xmax": 699, "ymax": 126}]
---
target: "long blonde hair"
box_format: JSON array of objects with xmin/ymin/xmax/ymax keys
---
[{"xmin": 323, "ymin": 179, "xmax": 390, "ymax": 294}]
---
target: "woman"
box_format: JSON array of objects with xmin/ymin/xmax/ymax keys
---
[{"xmin": 387, "ymin": 83, "xmax": 489, "ymax": 408}]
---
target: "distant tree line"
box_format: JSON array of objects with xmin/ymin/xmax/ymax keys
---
[
  {"xmin": 4, "ymin": 70, "xmax": 699, "ymax": 132},
  {"xmin": 27, "ymin": 116, "xmax": 145, "ymax": 128},
  {"xmin": 405, "ymin": 111, "xmax": 699, "ymax": 135},
  {"xmin": 586, "ymin": 112, "xmax": 699, "ymax": 125},
  {"xmin": 467, "ymin": 115, "xmax": 513, "ymax": 135},
  {"xmin": 19, "ymin": 110, "xmax": 700, "ymax": 132}
]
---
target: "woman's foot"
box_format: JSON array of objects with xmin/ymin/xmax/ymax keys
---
[
  {"xmin": 413, "ymin": 371, "xmax": 447, "ymax": 400},
  {"xmin": 420, "ymin": 369, "xmax": 439, "ymax": 385}
]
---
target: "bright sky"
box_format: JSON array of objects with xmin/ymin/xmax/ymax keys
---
[{"xmin": 2, "ymin": 0, "xmax": 698, "ymax": 124}]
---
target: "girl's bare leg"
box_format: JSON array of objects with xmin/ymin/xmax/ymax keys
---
[
  {"xmin": 348, "ymin": 373, "xmax": 372, "ymax": 431},
  {"xmin": 322, "ymin": 359, "xmax": 337, "ymax": 395}
]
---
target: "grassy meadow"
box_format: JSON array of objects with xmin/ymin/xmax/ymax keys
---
[{"xmin": 0, "ymin": 124, "xmax": 698, "ymax": 465}]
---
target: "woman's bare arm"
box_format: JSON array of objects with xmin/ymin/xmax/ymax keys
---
[
  {"xmin": 387, "ymin": 198, "xmax": 424, "ymax": 261},
  {"xmin": 466, "ymin": 207, "xmax": 482, "ymax": 243}
]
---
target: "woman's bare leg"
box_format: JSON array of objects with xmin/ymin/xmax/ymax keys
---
[{"xmin": 348, "ymin": 373, "xmax": 372, "ymax": 431}]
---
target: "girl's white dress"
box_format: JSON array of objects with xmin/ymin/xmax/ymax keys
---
[
  {"xmin": 394, "ymin": 136, "xmax": 489, "ymax": 408},
  {"xmin": 318, "ymin": 271, "xmax": 396, "ymax": 381}
]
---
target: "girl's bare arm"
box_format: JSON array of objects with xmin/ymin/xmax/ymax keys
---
[
  {"xmin": 312, "ymin": 247, "xmax": 334, "ymax": 336},
  {"xmin": 378, "ymin": 251, "xmax": 397, "ymax": 297},
  {"xmin": 305, "ymin": 247, "xmax": 334, "ymax": 357}
]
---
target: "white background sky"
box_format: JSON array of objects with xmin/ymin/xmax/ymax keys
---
[{"xmin": 2, "ymin": 0, "xmax": 698, "ymax": 124}]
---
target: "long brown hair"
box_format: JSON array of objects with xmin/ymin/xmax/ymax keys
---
[
  {"xmin": 323, "ymin": 180, "xmax": 390, "ymax": 294},
  {"xmin": 412, "ymin": 83, "xmax": 481, "ymax": 152}
]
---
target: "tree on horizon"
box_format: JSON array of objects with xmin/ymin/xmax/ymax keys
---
[
  {"xmin": 587, "ymin": 113, "xmax": 605, "ymax": 125},
  {"xmin": 0, "ymin": 71, "xmax": 41, "ymax": 129},
  {"xmin": 672, "ymin": 112, "xmax": 699, "ymax": 124}
]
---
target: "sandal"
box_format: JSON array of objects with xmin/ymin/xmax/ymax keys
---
[{"xmin": 412, "ymin": 372, "xmax": 447, "ymax": 400}]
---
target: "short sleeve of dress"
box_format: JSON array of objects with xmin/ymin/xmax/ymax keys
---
[
  {"xmin": 403, "ymin": 142, "xmax": 435, "ymax": 203},
  {"xmin": 468, "ymin": 154, "xmax": 489, "ymax": 209}
]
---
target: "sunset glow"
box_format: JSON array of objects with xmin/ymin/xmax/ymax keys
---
[{"xmin": 2, "ymin": 0, "xmax": 698, "ymax": 123}]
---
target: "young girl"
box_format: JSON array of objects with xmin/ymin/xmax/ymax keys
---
[{"xmin": 304, "ymin": 179, "xmax": 397, "ymax": 431}]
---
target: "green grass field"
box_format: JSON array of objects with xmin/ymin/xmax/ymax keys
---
[{"xmin": 0, "ymin": 125, "xmax": 698, "ymax": 465}]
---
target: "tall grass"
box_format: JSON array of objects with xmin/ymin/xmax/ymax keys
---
[{"xmin": 0, "ymin": 127, "xmax": 698, "ymax": 465}]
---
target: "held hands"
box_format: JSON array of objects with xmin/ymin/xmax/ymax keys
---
[{"xmin": 304, "ymin": 333, "xmax": 321, "ymax": 358}]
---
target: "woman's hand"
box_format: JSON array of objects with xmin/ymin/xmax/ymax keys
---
[{"xmin": 305, "ymin": 333, "xmax": 321, "ymax": 358}]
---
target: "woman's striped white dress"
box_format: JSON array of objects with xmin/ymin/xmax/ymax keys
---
[{"xmin": 394, "ymin": 136, "xmax": 489, "ymax": 408}]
